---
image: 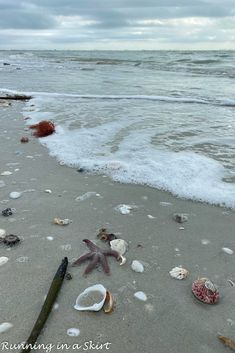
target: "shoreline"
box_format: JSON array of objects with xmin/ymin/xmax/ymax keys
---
[{"xmin": 1, "ymin": 101, "xmax": 235, "ymax": 353}]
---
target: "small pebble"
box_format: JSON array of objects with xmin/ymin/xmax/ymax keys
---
[{"xmin": 0, "ymin": 229, "xmax": 6, "ymax": 238}]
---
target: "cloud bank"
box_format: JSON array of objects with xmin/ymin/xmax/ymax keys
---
[{"xmin": 0, "ymin": 0, "xmax": 234, "ymax": 49}]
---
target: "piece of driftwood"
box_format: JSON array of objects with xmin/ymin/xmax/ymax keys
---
[
  {"xmin": 0, "ymin": 94, "xmax": 32, "ymax": 101},
  {"xmin": 21, "ymin": 257, "xmax": 68, "ymax": 353}
]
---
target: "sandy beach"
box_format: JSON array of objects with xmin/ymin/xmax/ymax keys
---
[{"xmin": 1, "ymin": 101, "xmax": 235, "ymax": 353}]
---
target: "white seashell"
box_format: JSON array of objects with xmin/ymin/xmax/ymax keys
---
[
  {"xmin": 0, "ymin": 229, "xmax": 6, "ymax": 238},
  {"xmin": 0, "ymin": 257, "xmax": 9, "ymax": 266},
  {"xmin": 74, "ymin": 284, "xmax": 107, "ymax": 312},
  {"xmin": 9, "ymin": 191, "xmax": 21, "ymax": 199},
  {"xmin": 222, "ymin": 247, "xmax": 234, "ymax": 255},
  {"xmin": 115, "ymin": 204, "xmax": 133, "ymax": 214},
  {"xmin": 0, "ymin": 322, "xmax": 13, "ymax": 333},
  {"xmin": 47, "ymin": 236, "xmax": 54, "ymax": 241},
  {"xmin": 131, "ymin": 260, "xmax": 144, "ymax": 273},
  {"xmin": 169, "ymin": 266, "xmax": 189, "ymax": 280},
  {"xmin": 147, "ymin": 215, "xmax": 155, "ymax": 219},
  {"xmin": 67, "ymin": 328, "xmax": 80, "ymax": 337},
  {"xmin": 110, "ymin": 239, "xmax": 128, "ymax": 255},
  {"xmin": 1, "ymin": 171, "xmax": 12, "ymax": 176},
  {"xmin": 44, "ymin": 189, "xmax": 52, "ymax": 194},
  {"xmin": 0, "ymin": 180, "xmax": 6, "ymax": 188},
  {"xmin": 119, "ymin": 255, "xmax": 126, "ymax": 266},
  {"xmin": 134, "ymin": 291, "xmax": 147, "ymax": 301}
]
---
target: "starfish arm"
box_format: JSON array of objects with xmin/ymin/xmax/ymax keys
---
[
  {"xmin": 102, "ymin": 249, "xmax": 120, "ymax": 260},
  {"xmin": 99, "ymin": 254, "xmax": 110, "ymax": 274},
  {"xmin": 72, "ymin": 252, "xmax": 93, "ymax": 266},
  {"xmin": 83, "ymin": 239, "xmax": 98, "ymax": 252},
  {"xmin": 84, "ymin": 254, "xmax": 99, "ymax": 275}
]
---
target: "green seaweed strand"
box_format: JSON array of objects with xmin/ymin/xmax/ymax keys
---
[{"xmin": 21, "ymin": 257, "xmax": 68, "ymax": 353}]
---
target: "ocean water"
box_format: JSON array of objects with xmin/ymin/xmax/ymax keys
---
[{"xmin": 0, "ymin": 50, "xmax": 235, "ymax": 207}]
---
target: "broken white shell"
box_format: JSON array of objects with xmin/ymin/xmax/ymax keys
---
[
  {"xmin": 9, "ymin": 191, "xmax": 21, "ymax": 199},
  {"xmin": 134, "ymin": 291, "xmax": 147, "ymax": 301},
  {"xmin": 169, "ymin": 266, "xmax": 189, "ymax": 280},
  {"xmin": 110, "ymin": 239, "xmax": 128, "ymax": 255},
  {"xmin": 115, "ymin": 204, "xmax": 133, "ymax": 215},
  {"xmin": 131, "ymin": 260, "xmax": 144, "ymax": 273},
  {"xmin": 222, "ymin": 247, "xmax": 234, "ymax": 255},
  {"xmin": 53, "ymin": 218, "xmax": 72, "ymax": 226},
  {"xmin": 67, "ymin": 328, "xmax": 80, "ymax": 337},
  {"xmin": 0, "ymin": 229, "xmax": 6, "ymax": 238},
  {"xmin": 74, "ymin": 284, "xmax": 107, "ymax": 312},
  {"xmin": 0, "ymin": 257, "xmax": 9, "ymax": 266},
  {"xmin": 44, "ymin": 189, "xmax": 52, "ymax": 194},
  {"xmin": 1, "ymin": 171, "xmax": 12, "ymax": 176},
  {"xmin": 0, "ymin": 322, "xmax": 13, "ymax": 333},
  {"xmin": 119, "ymin": 255, "xmax": 126, "ymax": 266}
]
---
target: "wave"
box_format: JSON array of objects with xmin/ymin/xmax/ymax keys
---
[{"xmin": 1, "ymin": 88, "xmax": 235, "ymax": 107}]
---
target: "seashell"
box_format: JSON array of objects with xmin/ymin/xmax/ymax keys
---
[
  {"xmin": 74, "ymin": 284, "xmax": 107, "ymax": 312},
  {"xmin": 134, "ymin": 291, "xmax": 147, "ymax": 301},
  {"xmin": 9, "ymin": 191, "xmax": 21, "ymax": 199},
  {"xmin": 110, "ymin": 239, "xmax": 128, "ymax": 255},
  {"xmin": 67, "ymin": 328, "xmax": 80, "ymax": 337},
  {"xmin": 53, "ymin": 217, "xmax": 72, "ymax": 226},
  {"xmin": 0, "ymin": 257, "xmax": 9, "ymax": 266},
  {"xmin": 44, "ymin": 189, "xmax": 52, "ymax": 194},
  {"xmin": 0, "ymin": 229, "xmax": 6, "ymax": 238},
  {"xmin": 115, "ymin": 204, "xmax": 133, "ymax": 214},
  {"xmin": 131, "ymin": 260, "xmax": 144, "ymax": 273},
  {"xmin": 2, "ymin": 208, "xmax": 16, "ymax": 217},
  {"xmin": 1, "ymin": 171, "xmax": 12, "ymax": 176},
  {"xmin": 103, "ymin": 291, "xmax": 114, "ymax": 313},
  {"xmin": 3, "ymin": 234, "xmax": 20, "ymax": 246},
  {"xmin": 119, "ymin": 255, "xmax": 126, "ymax": 266},
  {"xmin": 192, "ymin": 277, "xmax": 219, "ymax": 304},
  {"xmin": 169, "ymin": 266, "xmax": 189, "ymax": 280},
  {"xmin": 222, "ymin": 247, "xmax": 234, "ymax": 255},
  {"xmin": 173, "ymin": 213, "xmax": 188, "ymax": 223},
  {"xmin": 0, "ymin": 322, "xmax": 13, "ymax": 333}
]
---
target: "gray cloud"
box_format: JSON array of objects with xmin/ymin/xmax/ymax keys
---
[{"xmin": 0, "ymin": 0, "xmax": 234, "ymax": 49}]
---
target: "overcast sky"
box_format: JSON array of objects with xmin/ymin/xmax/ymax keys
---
[{"xmin": 0, "ymin": 0, "xmax": 234, "ymax": 50}]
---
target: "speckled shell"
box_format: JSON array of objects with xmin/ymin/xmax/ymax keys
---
[
  {"xmin": 192, "ymin": 277, "xmax": 219, "ymax": 304},
  {"xmin": 169, "ymin": 266, "xmax": 189, "ymax": 280}
]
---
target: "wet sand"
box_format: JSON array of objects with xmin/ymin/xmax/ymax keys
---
[{"xmin": 1, "ymin": 102, "xmax": 235, "ymax": 353}]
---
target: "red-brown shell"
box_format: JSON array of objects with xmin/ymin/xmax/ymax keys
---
[
  {"xmin": 192, "ymin": 277, "xmax": 219, "ymax": 304},
  {"xmin": 29, "ymin": 120, "xmax": 55, "ymax": 137}
]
